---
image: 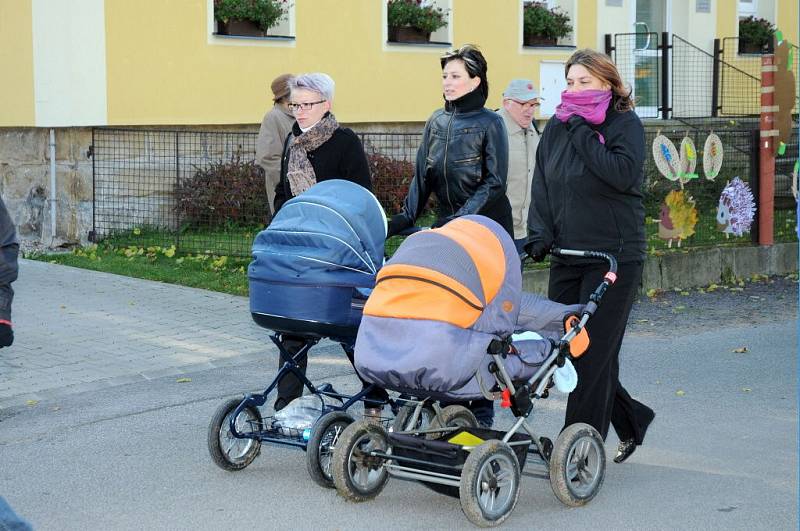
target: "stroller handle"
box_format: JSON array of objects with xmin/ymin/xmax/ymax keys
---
[{"xmin": 550, "ymin": 247, "xmax": 617, "ymax": 343}]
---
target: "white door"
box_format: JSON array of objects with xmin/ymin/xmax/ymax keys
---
[{"xmin": 631, "ymin": 0, "xmax": 670, "ymax": 118}]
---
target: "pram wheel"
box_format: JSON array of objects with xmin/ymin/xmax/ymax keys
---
[
  {"xmin": 306, "ymin": 411, "xmax": 355, "ymax": 489},
  {"xmin": 549, "ymin": 422, "xmax": 605, "ymax": 507},
  {"xmin": 208, "ymin": 397, "xmax": 262, "ymax": 471},
  {"xmin": 391, "ymin": 404, "xmax": 435, "ymax": 432},
  {"xmin": 430, "ymin": 405, "xmax": 478, "ymax": 432},
  {"xmin": 459, "ymin": 440, "xmax": 521, "ymax": 528},
  {"xmin": 331, "ymin": 420, "xmax": 390, "ymax": 502}
]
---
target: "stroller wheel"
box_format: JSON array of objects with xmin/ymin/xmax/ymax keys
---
[
  {"xmin": 331, "ymin": 420, "xmax": 390, "ymax": 502},
  {"xmin": 429, "ymin": 405, "xmax": 478, "ymax": 436},
  {"xmin": 459, "ymin": 440, "xmax": 521, "ymax": 527},
  {"xmin": 306, "ymin": 411, "xmax": 355, "ymax": 489},
  {"xmin": 208, "ymin": 397, "xmax": 262, "ymax": 471},
  {"xmin": 549, "ymin": 422, "xmax": 606, "ymax": 506},
  {"xmin": 391, "ymin": 404, "xmax": 435, "ymax": 432}
]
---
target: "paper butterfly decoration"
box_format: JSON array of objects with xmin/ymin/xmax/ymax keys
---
[
  {"xmin": 716, "ymin": 177, "xmax": 756, "ymax": 238},
  {"xmin": 678, "ymin": 135, "xmax": 699, "ymax": 185},
  {"xmin": 703, "ymin": 133, "xmax": 723, "ymax": 181},
  {"xmin": 658, "ymin": 190, "xmax": 698, "ymax": 248},
  {"xmin": 652, "ymin": 134, "xmax": 680, "ymax": 181}
]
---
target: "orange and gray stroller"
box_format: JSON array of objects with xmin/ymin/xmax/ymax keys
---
[{"xmin": 330, "ymin": 215, "xmax": 617, "ymax": 527}]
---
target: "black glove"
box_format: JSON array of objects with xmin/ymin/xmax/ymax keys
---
[
  {"xmin": 566, "ymin": 114, "xmax": 586, "ymax": 130},
  {"xmin": 0, "ymin": 323, "xmax": 13, "ymax": 348},
  {"xmin": 523, "ymin": 240, "xmax": 549, "ymax": 263},
  {"xmin": 386, "ymin": 214, "xmax": 406, "ymax": 239}
]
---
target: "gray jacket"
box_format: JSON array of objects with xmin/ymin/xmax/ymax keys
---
[
  {"xmin": 0, "ymin": 198, "xmax": 19, "ymax": 322},
  {"xmin": 256, "ymin": 104, "xmax": 295, "ymax": 214},
  {"xmin": 498, "ymin": 108, "xmax": 539, "ymax": 240}
]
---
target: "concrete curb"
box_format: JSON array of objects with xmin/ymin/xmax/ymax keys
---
[{"xmin": 522, "ymin": 242, "xmax": 798, "ymax": 294}]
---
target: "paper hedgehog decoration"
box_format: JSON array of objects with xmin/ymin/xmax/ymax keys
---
[
  {"xmin": 658, "ymin": 190, "xmax": 698, "ymax": 248},
  {"xmin": 717, "ymin": 177, "xmax": 756, "ymax": 238},
  {"xmin": 652, "ymin": 134, "xmax": 680, "ymax": 182}
]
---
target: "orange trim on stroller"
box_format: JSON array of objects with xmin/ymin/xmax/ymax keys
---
[
  {"xmin": 565, "ymin": 315, "xmax": 590, "ymax": 357},
  {"xmin": 433, "ymin": 219, "xmax": 505, "ymax": 302},
  {"xmin": 364, "ymin": 264, "xmax": 483, "ymax": 328}
]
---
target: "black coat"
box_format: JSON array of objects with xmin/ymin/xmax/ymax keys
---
[
  {"xmin": 527, "ymin": 107, "xmax": 646, "ymax": 263},
  {"xmin": 0, "ymin": 197, "xmax": 18, "ymax": 322},
  {"xmin": 388, "ymin": 89, "xmax": 512, "ymax": 236},
  {"xmin": 273, "ymin": 119, "xmax": 372, "ymax": 213}
]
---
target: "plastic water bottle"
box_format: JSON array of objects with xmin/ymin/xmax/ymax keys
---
[{"xmin": 273, "ymin": 395, "xmax": 323, "ymax": 437}]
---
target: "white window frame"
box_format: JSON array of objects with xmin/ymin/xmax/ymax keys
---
[
  {"xmin": 207, "ymin": 0, "xmax": 296, "ymax": 48},
  {"xmin": 519, "ymin": 0, "xmax": 577, "ymax": 53},
  {"xmin": 383, "ymin": 0, "xmax": 453, "ymax": 52}
]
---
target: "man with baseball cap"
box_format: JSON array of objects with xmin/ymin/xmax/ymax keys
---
[
  {"xmin": 497, "ymin": 79, "xmax": 542, "ymax": 254},
  {"xmin": 256, "ymin": 73, "xmax": 295, "ymax": 216}
]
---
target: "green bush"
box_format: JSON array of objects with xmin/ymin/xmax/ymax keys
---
[
  {"xmin": 176, "ymin": 154, "xmax": 269, "ymax": 229},
  {"xmin": 387, "ymin": 0, "xmax": 448, "ymax": 34},
  {"xmin": 213, "ymin": 0, "xmax": 289, "ymax": 31}
]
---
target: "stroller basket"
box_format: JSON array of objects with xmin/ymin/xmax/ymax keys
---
[{"xmin": 389, "ymin": 427, "xmax": 531, "ymax": 474}]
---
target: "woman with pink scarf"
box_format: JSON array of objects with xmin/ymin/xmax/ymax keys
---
[{"xmin": 525, "ymin": 49, "xmax": 654, "ymax": 464}]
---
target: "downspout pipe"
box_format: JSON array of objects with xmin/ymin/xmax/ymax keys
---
[{"xmin": 49, "ymin": 128, "xmax": 56, "ymax": 243}]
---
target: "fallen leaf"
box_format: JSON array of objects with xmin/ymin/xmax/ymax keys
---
[
  {"xmin": 742, "ymin": 387, "xmax": 752, "ymax": 392},
  {"xmin": 680, "ymin": 291, "xmax": 690, "ymax": 296},
  {"xmin": 675, "ymin": 390, "xmax": 685, "ymax": 396},
  {"xmin": 26, "ymin": 400, "xmax": 39, "ymax": 406},
  {"xmin": 732, "ymin": 346, "xmax": 748, "ymax": 353},
  {"xmin": 176, "ymin": 377, "xmax": 192, "ymax": 383}
]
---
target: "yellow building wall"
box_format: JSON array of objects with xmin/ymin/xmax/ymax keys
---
[
  {"xmin": 105, "ymin": 0, "xmax": 595, "ymax": 126},
  {"xmin": 777, "ymin": 0, "xmax": 798, "ymax": 46},
  {"xmin": 0, "ymin": 0, "xmax": 35, "ymax": 126}
]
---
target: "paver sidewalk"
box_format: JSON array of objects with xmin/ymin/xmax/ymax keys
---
[{"xmin": 0, "ymin": 259, "xmax": 276, "ymax": 408}]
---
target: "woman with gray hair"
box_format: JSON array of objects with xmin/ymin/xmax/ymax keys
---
[
  {"xmin": 272, "ymin": 72, "xmax": 380, "ymax": 414},
  {"xmin": 272, "ymin": 73, "xmax": 371, "ymax": 212}
]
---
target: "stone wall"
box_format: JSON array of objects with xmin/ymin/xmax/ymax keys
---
[{"xmin": 0, "ymin": 127, "xmax": 94, "ymax": 246}]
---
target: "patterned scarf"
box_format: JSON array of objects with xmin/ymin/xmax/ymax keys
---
[{"xmin": 286, "ymin": 113, "xmax": 339, "ymax": 197}]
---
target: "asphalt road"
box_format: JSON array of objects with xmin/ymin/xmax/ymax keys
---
[{"xmin": 1, "ymin": 317, "xmax": 796, "ymax": 530}]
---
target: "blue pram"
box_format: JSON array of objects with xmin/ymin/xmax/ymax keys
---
[{"xmin": 207, "ymin": 179, "xmax": 394, "ymax": 489}]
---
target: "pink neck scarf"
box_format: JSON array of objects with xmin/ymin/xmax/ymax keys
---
[{"xmin": 555, "ymin": 89, "xmax": 612, "ymax": 125}]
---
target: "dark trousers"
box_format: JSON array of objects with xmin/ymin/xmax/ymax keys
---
[
  {"xmin": 276, "ymin": 335, "xmax": 388, "ymax": 409},
  {"xmin": 548, "ymin": 260, "xmax": 654, "ymax": 443}
]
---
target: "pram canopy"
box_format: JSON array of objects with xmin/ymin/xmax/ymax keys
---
[
  {"xmin": 250, "ymin": 179, "xmax": 386, "ymax": 288},
  {"xmin": 355, "ymin": 215, "xmax": 582, "ymax": 400},
  {"xmin": 249, "ymin": 179, "xmax": 386, "ymax": 336}
]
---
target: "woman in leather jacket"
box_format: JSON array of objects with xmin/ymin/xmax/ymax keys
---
[
  {"xmin": 387, "ymin": 44, "xmax": 511, "ymax": 238},
  {"xmin": 387, "ymin": 44, "xmax": 510, "ymax": 428}
]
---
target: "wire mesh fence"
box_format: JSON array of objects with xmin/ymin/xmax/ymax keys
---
[
  {"xmin": 610, "ymin": 32, "xmax": 661, "ymax": 119},
  {"xmin": 91, "ymin": 126, "xmax": 797, "ymax": 259},
  {"xmin": 721, "ymin": 38, "xmax": 799, "ymax": 116}
]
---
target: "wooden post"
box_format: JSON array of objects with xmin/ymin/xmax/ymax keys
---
[{"xmin": 758, "ymin": 54, "xmax": 776, "ymax": 245}]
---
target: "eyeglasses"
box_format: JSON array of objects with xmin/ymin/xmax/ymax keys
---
[
  {"xmin": 287, "ymin": 100, "xmax": 326, "ymax": 112},
  {"xmin": 510, "ymin": 100, "xmax": 541, "ymax": 110}
]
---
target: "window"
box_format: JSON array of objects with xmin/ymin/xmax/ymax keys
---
[
  {"xmin": 385, "ymin": 0, "xmax": 452, "ymax": 48},
  {"xmin": 521, "ymin": 0, "xmax": 576, "ymax": 49},
  {"xmin": 208, "ymin": 0, "xmax": 296, "ymax": 46}
]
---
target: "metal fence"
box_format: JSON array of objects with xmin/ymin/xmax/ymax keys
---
[
  {"xmin": 606, "ymin": 33, "xmax": 799, "ymax": 119},
  {"xmin": 91, "ymin": 126, "xmax": 797, "ymax": 258},
  {"xmin": 721, "ymin": 37, "xmax": 800, "ymax": 116}
]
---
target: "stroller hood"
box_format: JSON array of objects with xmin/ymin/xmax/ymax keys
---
[
  {"xmin": 355, "ymin": 215, "xmax": 522, "ymax": 396},
  {"xmin": 249, "ymin": 179, "xmax": 386, "ymax": 288}
]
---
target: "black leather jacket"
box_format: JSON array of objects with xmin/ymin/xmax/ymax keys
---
[{"xmin": 389, "ymin": 89, "xmax": 512, "ymax": 236}]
